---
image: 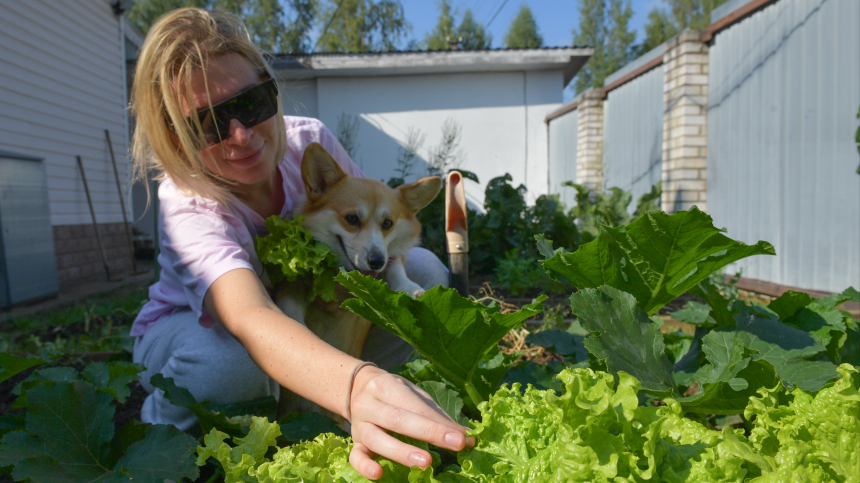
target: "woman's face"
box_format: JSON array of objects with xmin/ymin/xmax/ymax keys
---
[{"xmin": 186, "ymin": 53, "xmax": 279, "ymax": 188}]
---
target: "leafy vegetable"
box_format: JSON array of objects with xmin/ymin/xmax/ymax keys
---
[
  {"xmin": 0, "ymin": 364, "xmax": 199, "ymax": 482},
  {"xmin": 542, "ymin": 207, "xmax": 775, "ymax": 315},
  {"xmin": 336, "ymin": 271, "xmax": 545, "ymax": 405},
  {"xmin": 740, "ymin": 364, "xmax": 860, "ymax": 482},
  {"xmin": 0, "ymin": 353, "xmax": 45, "ymax": 384},
  {"xmin": 256, "ymin": 214, "xmax": 339, "ymax": 302},
  {"xmin": 196, "ymin": 418, "xmax": 439, "ymax": 482},
  {"xmin": 569, "ymin": 286, "xmax": 677, "ymax": 396}
]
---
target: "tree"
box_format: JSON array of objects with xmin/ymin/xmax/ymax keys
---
[
  {"xmin": 571, "ymin": 0, "xmax": 635, "ymax": 94},
  {"xmin": 503, "ymin": 5, "xmax": 543, "ymax": 49},
  {"xmin": 281, "ymin": 0, "xmax": 319, "ymax": 53},
  {"xmin": 425, "ymin": 1, "xmax": 491, "ymax": 50},
  {"xmin": 636, "ymin": 0, "xmax": 730, "ymax": 56},
  {"xmin": 126, "ymin": 0, "xmax": 317, "ymax": 54},
  {"xmin": 605, "ymin": 0, "xmax": 635, "ymax": 74},
  {"xmin": 424, "ymin": 0, "xmax": 457, "ymax": 50},
  {"xmin": 457, "ymin": 9, "xmax": 492, "ymax": 50},
  {"xmin": 314, "ymin": 0, "xmax": 409, "ymax": 53},
  {"xmin": 637, "ymin": 8, "xmax": 678, "ymax": 55},
  {"xmin": 127, "ymin": 0, "xmax": 210, "ymax": 33}
]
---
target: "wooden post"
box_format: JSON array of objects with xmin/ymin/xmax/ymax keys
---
[
  {"xmin": 76, "ymin": 155, "xmax": 112, "ymax": 280},
  {"xmin": 445, "ymin": 171, "xmax": 469, "ymax": 297},
  {"xmin": 105, "ymin": 129, "xmax": 138, "ymax": 272}
]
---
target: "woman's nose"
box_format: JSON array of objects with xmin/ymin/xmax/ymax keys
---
[{"xmin": 225, "ymin": 118, "xmax": 252, "ymax": 145}]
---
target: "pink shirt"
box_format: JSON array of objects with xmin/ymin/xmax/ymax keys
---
[{"xmin": 131, "ymin": 116, "xmax": 364, "ymax": 337}]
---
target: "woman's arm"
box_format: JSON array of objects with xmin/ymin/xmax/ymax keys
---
[{"xmin": 203, "ymin": 267, "xmax": 473, "ymax": 480}]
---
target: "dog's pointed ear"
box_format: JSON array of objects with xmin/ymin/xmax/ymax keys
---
[
  {"xmin": 398, "ymin": 176, "xmax": 442, "ymax": 213},
  {"xmin": 302, "ymin": 143, "xmax": 347, "ymax": 201}
]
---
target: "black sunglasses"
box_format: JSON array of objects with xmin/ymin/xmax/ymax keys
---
[{"xmin": 185, "ymin": 78, "xmax": 279, "ymax": 146}]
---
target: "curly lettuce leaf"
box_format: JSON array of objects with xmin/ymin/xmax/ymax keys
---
[
  {"xmin": 742, "ymin": 364, "xmax": 860, "ymax": 483},
  {"xmin": 197, "ymin": 418, "xmax": 444, "ymax": 482},
  {"xmin": 453, "ymin": 368, "xmax": 743, "ymax": 482},
  {"xmin": 256, "ymin": 214, "xmax": 339, "ymax": 302}
]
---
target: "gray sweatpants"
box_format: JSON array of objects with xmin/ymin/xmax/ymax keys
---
[{"xmin": 133, "ymin": 247, "xmax": 448, "ymax": 430}]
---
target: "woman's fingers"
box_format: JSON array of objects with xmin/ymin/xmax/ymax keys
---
[
  {"xmin": 347, "ymin": 372, "xmax": 477, "ymax": 478},
  {"xmin": 349, "ymin": 441, "xmax": 383, "ymax": 480},
  {"xmin": 352, "ymin": 422, "xmax": 434, "ymax": 471},
  {"xmin": 352, "ymin": 375, "xmax": 470, "ymax": 448}
]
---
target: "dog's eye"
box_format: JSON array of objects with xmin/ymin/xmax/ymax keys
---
[
  {"xmin": 381, "ymin": 219, "xmax": 393, "ymax": 230},
  {"xmin": 345, "ymin": 213, "xmax": 360, "ymax": 226}
]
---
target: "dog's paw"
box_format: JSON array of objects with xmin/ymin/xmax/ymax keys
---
[{"xmin": 411, "ymin": 288, "xmax": 425, "ymax": 298}]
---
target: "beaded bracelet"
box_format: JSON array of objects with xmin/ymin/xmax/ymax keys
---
[{"xmin": 345, "ymin": 361, "xmax": 378, "ymax": 423}]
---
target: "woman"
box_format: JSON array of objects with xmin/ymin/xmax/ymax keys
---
[{"xmin": 129, "ymin": 7, "xmax": 472, "ymax": 479}]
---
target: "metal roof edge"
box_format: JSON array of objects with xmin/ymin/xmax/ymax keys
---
[
  {"xmin": 711, "ymin": 0, "xmax": 754, "ymax": 23},
  {"xmin": 271, "ymin": 47, "xmax": 594, "ymax": 87},
  {"xmin": 603, "ymin": 43, "xmax": 664, "ymax": 88}
]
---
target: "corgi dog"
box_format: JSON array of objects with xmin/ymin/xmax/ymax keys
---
[{"xmin": 273, "ymin": 142, "xmax": 441, "ymax": 417}]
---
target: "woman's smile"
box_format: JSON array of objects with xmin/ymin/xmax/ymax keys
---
[{"xmin": 188, "ymin": 53, "xmax": 279, "ymax": 192}]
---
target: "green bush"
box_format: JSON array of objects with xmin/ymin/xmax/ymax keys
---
[{"xmin": 419, "ymin": 174, "xmax": 663, "ymax": 285}]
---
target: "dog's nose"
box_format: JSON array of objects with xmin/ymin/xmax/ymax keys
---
[{"xmin": 367, "ymin": 251, "xmax": 386, "ymax": 271}]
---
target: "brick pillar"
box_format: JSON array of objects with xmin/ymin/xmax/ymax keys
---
[
  {"xmin": 662, "ymin": 30, "xmax": 709, "ymax": 213},
  {"xmin": 575, "ymin": 88, "xmax": 604, "ymax": 193}
]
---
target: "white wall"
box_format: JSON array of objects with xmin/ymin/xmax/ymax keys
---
[
  {"xmin": 0, "ymin": 0, "xmax": 130, "ymax": 227},
  {"xmin": 293, "ymin": 70, "xmax": 563, "ymax": 207},
  {"xmin": 708, "ymin": 0, "xmax": 860, "ymax": 293}
]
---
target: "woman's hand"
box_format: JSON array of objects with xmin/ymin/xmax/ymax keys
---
[{"xmin": 346, "ymin": 365, "xmax": 475, "ymax": 480}]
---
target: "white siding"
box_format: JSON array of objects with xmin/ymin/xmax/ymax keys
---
[
  {"xmin": 708, "ymin": 0, "xmax": 860, "ymax": 292},
  {"xmin": 0, "ymin": 0, "xmax": 130, "ymax": 227},
  {"xmin": 312, "ymin": 71, "xmax": 564, "ymax": 207}
]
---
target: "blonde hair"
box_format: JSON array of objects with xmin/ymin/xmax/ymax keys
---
[{"xmin": 130, "ymin": 7, "xmax": 287, "ymax": 207}]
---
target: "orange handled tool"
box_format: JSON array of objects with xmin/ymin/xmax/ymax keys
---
[{"xmin": 445, "ymin": 171, "xmax": 469, "ymax": 297}]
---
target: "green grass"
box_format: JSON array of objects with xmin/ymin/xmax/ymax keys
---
[{"xmin": 0, "ymin": 288, "xmax": 148, "ymax": 357}]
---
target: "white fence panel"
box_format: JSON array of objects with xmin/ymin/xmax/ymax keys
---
[
  {"xmin": 602, "ymin": 65, "xmax": 664, "ymax": 204},
  {"xmin": 707, "ymin": 0, "xmax": 860, "ymax": 292},
  {"xmin": 547, "ymin": 108, "xmax": 578, "ymax": 209}
]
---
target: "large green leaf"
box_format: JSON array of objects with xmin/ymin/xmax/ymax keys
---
[
  {"xmin": 336, "ymin": 271, "xmax": 544, "ymax": 404},
  {"xmin": 13, "ymin": 380, "xmax": 114, "ymax": 480},
  {"xmin": 677, "ymin": 332, "xmax": 780, "ymax": 414},
  {"xmin": 149, "ymin": 374, "xmax": 243, "ymax": 437},
  {"xmin": 113, "ymin": 424, "xmax": 199, "ymax": 482},
  {"xmin": 279, "ymin": 412, "xmax": 348, "ymax": 443},
  {"xmin": 81, "ymin": 361, "xmax": 143, "ymax": 404},
  {"xmin": 724, "ymin": 314, "xmax": 839, "ymax": 391},
  {"xmin": 0, "ymin": 380, "xmax": 199, "ymax": 482},
  {"xmin": 568, "ymin": 286, "xmax": 676, "ymax": 396},
  {"xmin": 542, "ymin": 207, "xmax": 775, "ymax": 315},
  {"xmin": 417, "ymin": 381, "xmax": 469, "ymax": 426},
  {"xmin": 0, "ymin": 353, "xmax": 45, "ymax": 384},
  {"xmin": 767, "ymin": 290, "xmax": 816, "ymax": 320}
]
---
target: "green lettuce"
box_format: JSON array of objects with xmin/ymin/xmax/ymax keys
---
[
  {"xmin": 451, "ymin": 368, "xmax": 747, "ymax": 482},
  {"xmin": 197, "ymin": 366, "xmax": 860, "ymax": 482},
  {"xmin": 196, "ymin": 416, "xmax": 442, "ymax": 482},
  {"xmin": 742, "ymin": 364, "xmax": 860, "ymax": 482},
  {"xmin": 256, "ymin": 215, "xmax": 339, "ymax": 302}
]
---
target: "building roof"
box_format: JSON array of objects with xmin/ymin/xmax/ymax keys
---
[{"xmin": 270, "ymin": 47, "xmax": 593, "ymax": 87}]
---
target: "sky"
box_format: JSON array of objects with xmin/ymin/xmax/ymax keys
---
[
  {"xmin": 388, "ymin": 0, "xmax": 663, "ymax": 101},
  {"xmin": 395, "ymin": 0, "xmax": 663, "ymax": 50}
]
